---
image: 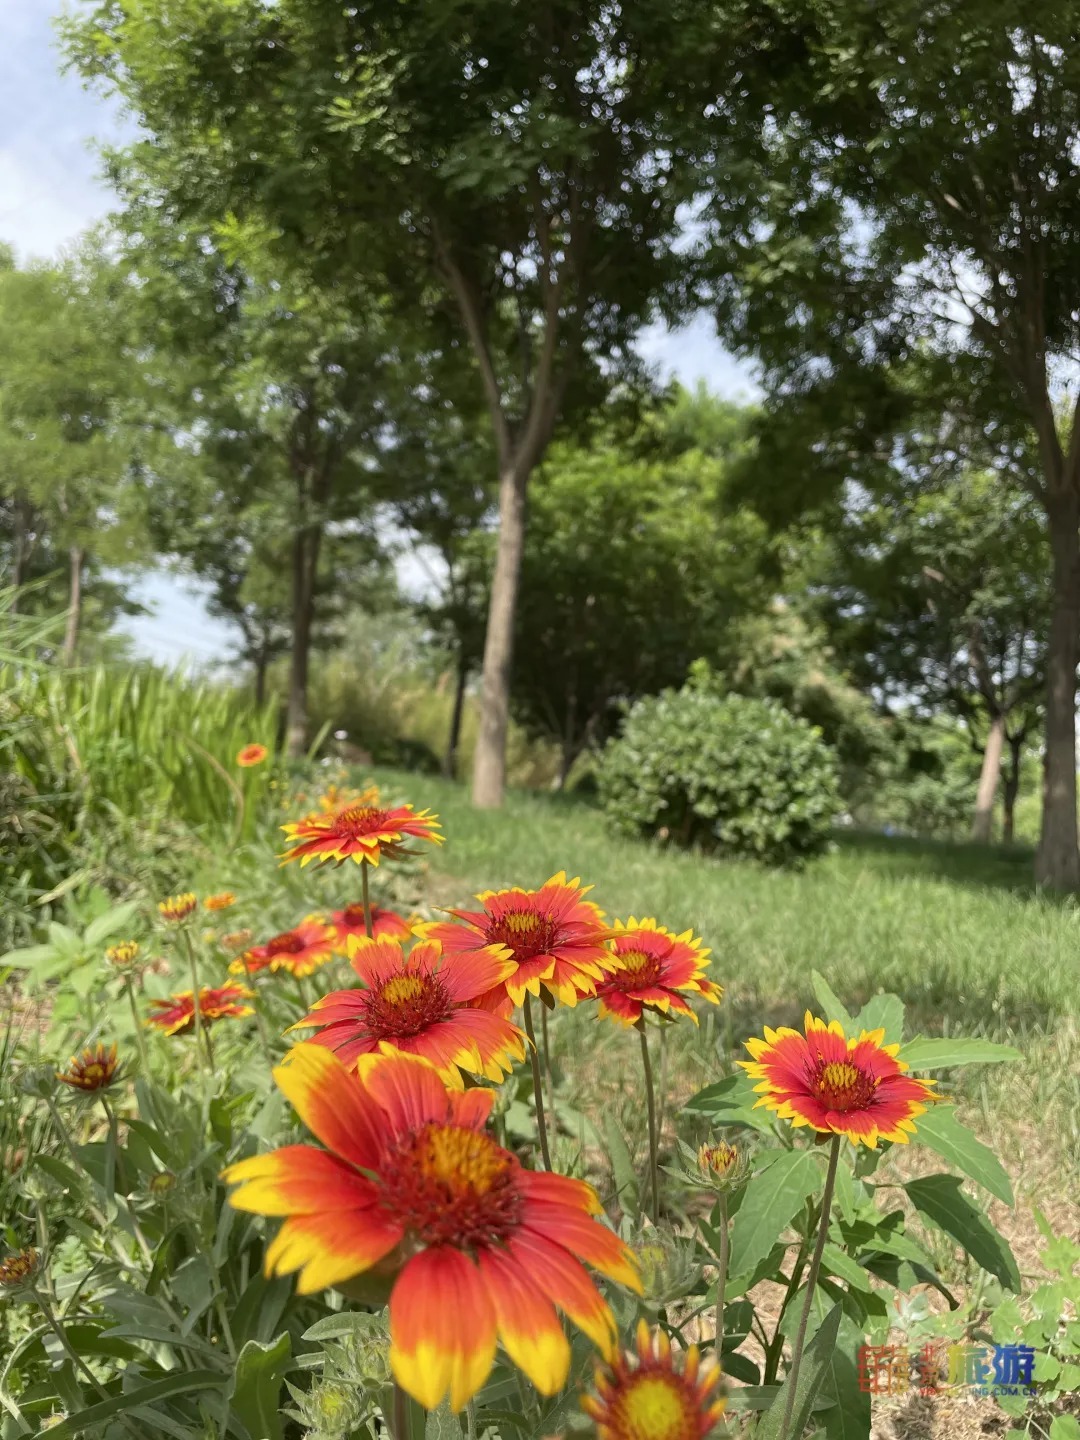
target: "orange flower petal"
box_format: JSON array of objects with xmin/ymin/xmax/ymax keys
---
[
  {"xmin": 477, "ymin": 1245, "xmax": 571, "ymax": 1395},
  {"xmin": 273, "ymin": 1044, "xmax": 386, "ymax": 1171},
  {"xmin": 264, "ymin": 1210, "xmax": 403, "ymax": 1295},
  {"xmin": 390, "ymin": 1247, "xmax": 497, "ymax": 1412}
]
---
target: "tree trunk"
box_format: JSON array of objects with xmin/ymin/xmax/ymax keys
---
[
  {"xmin": 1003, "ymin": 733, "xmax": 1023, "ymax": 845},
  {"xmin": 62, "ymin": 545, "xmax": 84, "ymax": 666},
  {"xmin": 286, "ymin": 526, "xmax": 321, "ymax": 758},
  {"xmin": 472, "ymin": 462, "xmax": 529, "ymax": 807},
  {"xmin": 971, "ymin": 712, "xmax": 1005, "ymax": 843},
  {"xmin": 254, "ymin": 646, "xmax": 269, "ymax": 708},
  {"xmin": 1035, "ymin": 491, "xmax": 1080, "ymax": 888},
  {"xmin": 444, "ymin": 646, "xmax": 469, "ymax": 780}
]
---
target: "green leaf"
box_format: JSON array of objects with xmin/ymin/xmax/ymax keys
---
[
  {"xmin": 728, "ymin": 1150, "xmax": 821, "ymax": 1282},
  {"xmin": 913, "ymin": 1106, "xmax": 1013, "ymax": 1205},
  {"xmin": 84, "ymin": 901, "xmax": 140, "ymax": 947},
  {"xmin": 821, "ymin": 1243, "xmax": 875, "ymax": 1293},
  {"xmin": 1050, "ymin": 1419, "xmax": 1080, "ymax": 1440},
  {"xmin": 603, "ymin": 1111, "xmax": 640, "ymax": 1218},
  {"xmin": 755, "ymin": 1302, "xmax": 842, "ymax": 1440},
  {"xmin": 0, "ymin": 944, "xmax": 54, "ymax": 968},
  {"xmin": 821, "ymin": 1312, "xmax": 872, "ymax": 1440},
  {"xmin": 897, "ymin": 1037, "xmax": 1022, "ymax": 1071},
  {"xmin": 809, "ymin": 972, "xmax": 854, "ymax": 1029},
  {"xmin": 852, "ymin": 992, "xmax": 904, "ymax": 1044},
  {"xmin": 230, "ymin": 1333, "xmax": 291, "ymax": 1440},
  {"xmin": 904, "ymin": 1174, "xmax": 1020, "ymax": 1290},
  {"xmin": 682, "ymin": 1071, "xmax": 776, "ymax": 1132},
  {"xmin": 43, "ymin": 1370, "xmax": 223, "ymax": 1439}
]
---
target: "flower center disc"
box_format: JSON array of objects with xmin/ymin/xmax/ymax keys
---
[
  {"xmin": 815, "ymin": 1059, "xmax": 877, "ymax": 1112},
  {"xmin": 613, "ymin": 1374, "xmax": 697, "ymax": 1440},
  {"xmin": 343, "ymin": 904, "xmax": 368, "ymax": 925},
  {"xmin": 486, "ymin": 908, "xmax": 558, "ymax": 961},
  {"xmin": 380, "ymin": 1123, "xmax": 522, "ymax": 1249},
  {"xmin": 610, "ymin": 947, "xmax": 662, "ymax": 989},
  {"xmin": 336, "ymin": 805, "xmax": 388, "ymax": 837},
  {"xmin": 360, "ymin": 972, "xmax": 452, "ymax": 1039},
  {"xmin": 267, "ymin": 931, "xmax": 306, "ymax": 956}
]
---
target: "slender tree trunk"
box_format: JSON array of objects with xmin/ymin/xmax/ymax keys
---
[
  {"xmin": 286, "ymin": 527, "xmax": 321, "ymax": 758},
  {"xmin": 1035, "ymin": 491, "xmax": 1080, "ymax": 888},
  {"xmin": 971, "ymin": 712, "xmax": 1005, "ymax": 843},
  {"xmin": 444, "ymin": 646, "xmax": 469, "ymax": 780},
  {"xmin": 1003, "ymin": 734, "xmax": 1023, "ymax": 845},
  {"xmin": 62, "ymin": 545, "xmax": 84, "ymax": 666},
  {"xmin": 254, "ymin": 647, "xmax": 269, "ymax": 707},
  {"xmin": 472, "ymin": 462, "xmax": 529, "ymax": 808}
]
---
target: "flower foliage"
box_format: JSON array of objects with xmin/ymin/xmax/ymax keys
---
[{"xmin": 146, "ymin": 984, "xmax": 255, "ymax": 1036}]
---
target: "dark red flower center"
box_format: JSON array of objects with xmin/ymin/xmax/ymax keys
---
[
  {"xmin": 342, "ymin": 904, "xmax": 369, "ymax": 926},
  {"xmin": 359, "ymin": 971, "xmax": 453, "ymax": 1039},
  {"xmin": 266, "ymin": 930, "xmax": 307, "ymax": 956},
  {"xmin": 485, "ymin": 907, "xmax": 559, "ymax": 962},
  {"xmin": 814, "ymin": 1059, "xmax": 877, "ymax": 1112},
  {"xmin": 608, "ymin": 946, "xmax": 663, "ymax": 991},
  {"xmin": 334, "ymin": 805, "xmax": 391, "ymax": 837},
  {"xmin": 378, "ymin": 1122, "xmax": 523, "ymax": 1249}
]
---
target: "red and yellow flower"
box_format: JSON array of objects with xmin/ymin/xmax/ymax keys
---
[
  {"xmin": 0, "ymin": 1248, "xmax": 39, "ymax": 1290},
  {"xmin": 203, "ymin": 891, "xmax": 237, "ymax": 912},
  {"xmin": 220, "ymin": 929, "xmax": 254, "ymax": 953},
  {"xmin": 56, "ymin": 1042, "xmax": 121, "ymax": 1093},
  {"xmin": 224, "ymin": 1045, "xmax": 640, "ymax": 1410},
  {"xmin": 594, "ymin": 919, "xmax": 721, "ymax": 1027},
  {"xmin": 231, "ymin": 916, "xmax": 336, "ymax": 978},
  {"xmin": 158, "ymin": 893, "xmax": 197, "ymax": 923},
  {"xmin": 293, "ymin": 936, "xmax": 526, "ymax": 1085},
  {"xmin": 739, "ymin": 1012, "xmax": 937, "ymax": 1148},
  {"xmin": 236, "ymin": 743, "xmax": 269, "ymax": 768},
  {"xmin": 147, "ymin": 984, "xmax": 255, "ymax": 1036},
  {"xmin": 281, "ymin": 800, "xmax": 442, "ymax": 868},
  {"xmin": 421, "ymin": 872, "xmax": 614, "ymax": 1014},
  {"xmin": 582, "ymin": 1319, "xmax": 726, "ymax": 1440},
  {"xmin": 328, "ymin": 902, "xmax": 412, "ymax": 952}
]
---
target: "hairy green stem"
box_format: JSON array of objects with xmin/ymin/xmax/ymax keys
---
[
  {"xmin": 637, "ymin": 1019, "xmax": 659, "ymax": 1223},
  {"xmin": 715, "ymin": 1193, "xmax": 729, "ymax": 1364},
  {"xmin": 362, "ymin": 862, "xmax": 374, "ymax": 939},
  {"xmin": 522, "ymin": 995, "xmax": 553, "ymax": 1171},
  {"xmin": 779, "ymin": 1135, "xmax": 842, "ymax": 1440},
  {"xmin": 124, "ymin": 974, "xmax": 151, "ymax": 1076}
]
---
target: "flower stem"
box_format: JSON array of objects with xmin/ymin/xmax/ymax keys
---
[
  {"xmin": 391, "ymin": 1382, "xmax": 422, "ymax": 1440},
  {"xmin": 31, "ymin": 1284, "xmax": 142, "ymax": 1439},
  {"xmin": 522, "ymin": 994, "xmax": 552, "ymax": 1171},
  {"xmin": 124, "ymin": 975, "xmax": 151, "ymax": 1076},
  {"xmin": 180, "ymin": 928, "xmax": 207, "ymax": 1069},
  {"xmin": 715, "ymin": 1193, "xmax": 729, "ymax": 1364},
  {"xmin": 540, "ymin": 1002, "xmax": 556, "ymax": 1136},
  {"xmin": 362, "ymin": 862, "xmax": 374, "ymax": 939},
  {"xmin": 637, "ymin": 1018, "xmax": 659, "ymax": 1223},
  {"xmin": 252, "ymin": 990, "xmax": 274, "ymax": 1066},
  {"xmin": 779, "ymin": 1134, "xmax": 842, "ymax": 1440}
]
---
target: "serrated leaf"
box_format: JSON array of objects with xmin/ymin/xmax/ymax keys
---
[
  {"xmin": 898, "ymin": 1037, "xmax": 1021, "ymax": 1071},
  {"xmin": 913, "ymin": 1106, "xmax": 1013, "ymax": 1204},
  {"xmin": 904, "ymin": 1174, "xmax": 1020, "ymax": 1290},
  {"xmin": 728, "ymin": 1149, "xmax": 821, "ymax": 1282}
]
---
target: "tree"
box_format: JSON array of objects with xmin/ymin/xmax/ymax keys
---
[
  {"xmin": 705, "ymin": 0, "xmax": 1080, "ymax": 884},
  {"xmin": 809, "ymin": 472, "xmax": 1046, "ymax": 842},
  {"xmin": 475, "ymin": 403, "xmax": 771, "ymax": 783},
  {"xmin": 65, "ymin": 0, "xmax": 732, "ymax": 806},
  {"xmin": 122, "ymin": 219, "xmax": 397, "ymax": 752},
  {"xmin": 0, "ymin": 242, "xmax": 145, "ymax": 660}
]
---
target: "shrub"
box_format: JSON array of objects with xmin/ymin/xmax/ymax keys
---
[{"xmin": 598, "ymin": 685, "xmax": 841, "ymax": 866}]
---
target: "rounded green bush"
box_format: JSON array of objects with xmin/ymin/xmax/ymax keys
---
[{"xmin": 598, "ymin": 686, "xmax": 841, "ymax": 866}]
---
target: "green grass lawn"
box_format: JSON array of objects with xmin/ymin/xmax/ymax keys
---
[{"xmin": 329, "ymin": 769, "xmax": 1077, "ymax": 1201}]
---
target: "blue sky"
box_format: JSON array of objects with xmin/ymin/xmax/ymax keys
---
[{"xmin": 2, "ymin": 2, "xmax": 759, "ymax": 667}]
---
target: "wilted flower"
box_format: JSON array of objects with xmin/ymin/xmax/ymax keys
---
[
  {"xmin": 0, "ymin": 1247, "xmax": 39, "ymax": 1291},
  {"xmin": 105, "ymin": 940, "xmax": 140, "ymax": 968},
  {"xmin": 203, "ymin": 892, "xmax": 237, "ymax": 912},
  {"xmin": 220, "ymin": 929, "xmax": 254, "ymax": 952},
  {"xmin": 237, "ymin": 743, "xmax": 269, "ymax": 768},
  {"xmin": 158, "ymin": 893, "xmax": 197, "ymax": 924},
  {"xmin": 56, "ymin": 1042, "xmax": 121, "ymax": 1094}
]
